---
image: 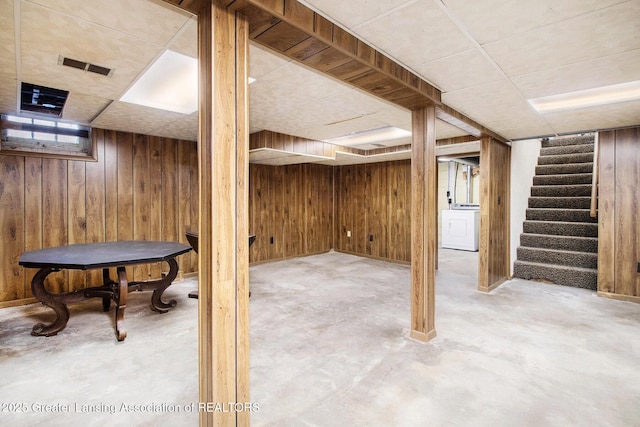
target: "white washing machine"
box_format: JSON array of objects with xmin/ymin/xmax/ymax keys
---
[{"xmin": 441, "ymin": 209, "xmax": 479, "ymax": 251}]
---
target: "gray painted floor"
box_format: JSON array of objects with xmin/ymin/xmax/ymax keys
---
[{"xmin": 1, "ymin": 249, "xmax": 639, "ymax": 426}]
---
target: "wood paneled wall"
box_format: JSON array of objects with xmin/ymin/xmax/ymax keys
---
[
  {"xmin": 334, "ymin": 160, "xmax": 412, "ymax": 263},
  {"xmin": 0, "ymin": 128, "xmax": 198, "ymax": 306},
  {"xmin": 248, "ymin": 163, "xmax": 333, "ymax": 263},
  {"xmin": 478, "ymin": 137, "xmax": 510, "ymax": 292},
  {"xmin": 598, "ymin": 127, "xmax": 640, "ymax": 302}
]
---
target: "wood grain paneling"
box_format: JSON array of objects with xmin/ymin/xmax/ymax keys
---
[
  {"xmin": 85, "ymin": 130, "xmax": 106, "ymax": 285},
  {"xmin": 249, "ymin": 162, "xmax": 333, "ymax": 263},
  {"xmin": 0, "ymin": 129, "xmax": 198, "ymax": 306},
  {"xmin": 42, "ymin": 158, "xmax": 68, "ymax": 294},
  {"xmin": 334, "ymin": 160, "xmax": 411, "ymax": 264},
  {"xmin": 68, "ymin": 159, "xmax": 87, "ymax": 291},
  {"xmin": 0, "ymin": 156, "xmax": 25, "ymax": 302},
  {"xmin": 23, "ymin": 157, "xmax": 42, "ymax": 298},
  {"xmin": 597, "ymin": 131, "xmax": 616, "ymax": 294},
  {"xmin": 478, "ymin": 137, "xmax": 510, "ymax": 292},
  {"xmin": 598, "ymin": 127, "xmax": 640, "ymax": 302}
]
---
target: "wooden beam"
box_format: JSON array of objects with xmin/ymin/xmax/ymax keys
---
[
  {"xmin": 162, "ymin": 0, "xmax": 204, "ymax": 15},
  {"xmin": 410, "ymin": 106, "xmax": 436, "ymax": 342},
  {"xmin": 234, "ymin": 0, "xmax": 441, "ymax": 109},
  {"xmin": 198, "ymin": 2, "xmax": 250, "ymax": 425}
]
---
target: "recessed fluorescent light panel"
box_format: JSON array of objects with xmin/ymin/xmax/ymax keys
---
[
  {"xmin": 326, "ymin": 126, "xmax": 411, "ymax": 146},
  {"xmin": 121, "ymin": 50, "xmax": 197, "ymax": 114},
  {"xmin": 528, "ymin": 80, "xmax": 640, "ymax": 114}
]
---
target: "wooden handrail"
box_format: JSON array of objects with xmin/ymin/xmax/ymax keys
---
[{"xmin": 590, "ymin": 133, "xmax": 599, "ymax": 218}]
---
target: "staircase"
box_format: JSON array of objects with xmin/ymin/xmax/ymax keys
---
[{"xmin": 513, "ymin": 134, "xmax": 598, "ymax": 290}]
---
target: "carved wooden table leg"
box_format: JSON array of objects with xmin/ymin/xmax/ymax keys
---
[
  {"xmin": 102, "ymin": 268, "xmax": 113, "ymax": 312},
  {"xmin": 115, "ymin": 266, "xmax": 128, "ymax": 341},
  {"xmin": 150, "ymin": 258, "xmax": 178, "ymax": 312},
  {"xmin": 30, "ymin": 268, "xmax": 70, "ymax": 337}
]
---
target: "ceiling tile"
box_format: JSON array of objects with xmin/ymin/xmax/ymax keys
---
[
  {"xmin": 482, "ymin": 117, "xmax": 555, "ymax": 140},
  {"xmin": 152, "ymin": 112, "xmax": 198, "ymax": 142},
  {"xmin": 485, "ymin": 2, "xmax": 640, "ymax": 76},
  {"xmin": 91, "ymin": 101, "xmax": 186, "ymax": 136},
  {"xmin": 443, "ymin": 79, "xmax": 525, "ymax": 110},
  {"xmin": 168, "ymin": 17, "xmax": 197, "ymax": 58},
  {"xmin": 249, "ymin": 43, "xmax": 291, "ymax": 79},
  {"xmin": 300, "ymin": 0, "xmax": 413, "ymax": 29},
  {"xmin": 288, "ymin": 115, "xmax": 391, "ymax": 142},
  {"xmin": 414, "ymin": 49, "xmax": 503, "ymax": 92},
  {"xmin": 62, "ymin": 92, "xmax": 111, "ymax": 124},
  {"xmin": 354, "ymin": 0, "xmax": 473, "ymax": 65},
  {"xmin": 21, "ymin": 2, "xmax": 163, "ymax": 100},
  {"xmin": 442, "ymin": 0, "xmax": 629, "ymax": 44},
  {"xmin": 0, "ymin": 0, "xmax": 16, "ymax": 80},
  {"xmin": 26, "ymin": 0, "xmax": 192, "ymax": 46},
  {"xmin": 512, "ymin": 49, "xmax": 640, "ymax": 99},
  {"xmin": 435, "ymin": 119, "xmax": 471, "ymax": 139},
  {"xmin": 442, "ymin": 80, "xmax": 557, "ymax": 139},
  {"xmin": 0, "ymin": 76, "xmax": 17, "ymax": 114},
  {"xmin": 542, "ymin": 100, "xmax": 640, "ymax": 134}
]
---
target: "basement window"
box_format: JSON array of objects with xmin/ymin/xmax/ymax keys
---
[{"xmin": 0, "ymin": 114, "xmax": 96, "ymax": 161}]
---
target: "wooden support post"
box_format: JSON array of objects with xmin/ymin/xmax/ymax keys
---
[
  {"xmin": 478, "ymin": 136, "xmax": 511, "ymax": 293},
  {"xmin": 410, "ymin": 106, "xmax": 437, "ymax": 342},
  {"xmin": 198, "ymin": 2, "xmax": 250, "ymax": 426}
]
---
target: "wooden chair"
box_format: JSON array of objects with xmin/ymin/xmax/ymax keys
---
[{"xmin": 185, "ymin": 231, "xmax": 256, "ymax": 299}]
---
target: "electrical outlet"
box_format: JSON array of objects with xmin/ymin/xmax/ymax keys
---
[{"xmin": 347, "ymin": 230, "xmax": 351, "ymax": 238}]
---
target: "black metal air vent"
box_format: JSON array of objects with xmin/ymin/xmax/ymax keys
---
[
  {"xmin": 58, "ymin": 55, "xmax": 114, "ymax": 77},
  {"xmin": 20, "ymin": 82, "xmax": 69, "ymax": 118}
]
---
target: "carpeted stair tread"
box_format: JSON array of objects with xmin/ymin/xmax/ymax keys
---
[
  {"xmin": 517, "ymin": 246, "xmax": 597, "ymax": 269},
  {"xmin": 519, "ymin": 233, "xmax": 597, "ymax": 253},
  {"xmin": 541, "ymin": 135, "xmax": 595, "ymax": 147},
  {"xmin": 526, "ymin": 208, "xmax": 597, "ymax": 223},
  {"xmin": 523, "ymin": 220, "xmax": 597, "ymax": 237},
  {"xmin": 530, "ymin": 184, "xmax": 592, "ymax": 197},
  {"xmin": 517, "ymin": 133, "xmax": 598, "ymax": 290},
  {"xmin": 513, "ymin": 260, "xmax": 596, "ymax": 290},
  {"xmin": 537, "ymin": 152, "xmax": 593, "ymax": 165},
  {"xmin": 535, "ymin": 163, "xmax": 593, "ymax": 175},
  {"xmin": 528, "ymin": 196, "xmax": 591, "ymax": 209},
  {"xmin": 533, "ymin": 173, "xmax": 593, "ymax": 185},
  {"xmin": 540, "ymin": 143, "xmax": 594, "ymax": 156}
]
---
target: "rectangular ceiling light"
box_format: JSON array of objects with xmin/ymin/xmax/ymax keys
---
[
  {"xmin": 528, "ymin": 80, "xmax": 640, "ymax": 114},
  {"xmin": 325, "ymin": 126, "xmax": 411, "ymax": 146},
  {"xmin": 120, "ymin": 50, "xmax": 197, "ymax": 114}
]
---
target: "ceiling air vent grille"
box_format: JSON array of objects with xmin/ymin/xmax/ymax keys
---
[{"xmin": 58, "ymin": 55, "xmax": 114, "ymax": 77}]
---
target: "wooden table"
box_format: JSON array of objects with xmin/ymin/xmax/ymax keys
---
[{"xmin": 19, "ymin": 241, "xmax": 191, "ymax": 341}]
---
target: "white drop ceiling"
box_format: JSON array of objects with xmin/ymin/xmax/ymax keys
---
[{"xmin": 1, "ymin": 0, "xmax": 639, "ymax": 165}]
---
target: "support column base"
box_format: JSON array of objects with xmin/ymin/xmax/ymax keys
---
[{"xmin": 409, "ymin": 329, "xmax": 437, "ymax": 343}]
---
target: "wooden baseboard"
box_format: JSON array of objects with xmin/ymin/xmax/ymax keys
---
[
  {"xmin": 248, "ymin": 250, "xmax": 332, "ymax": 266},
  {"xmin": 332, "ymin": 249, "xmax": 411, "ymax": 266},
  {"xmin": 597, "ymin": 291, "xmax": 640, "ymax": 304},
  {"xmin": 0, "ymin": 297, "xmax": 37, "ymax": 309}
]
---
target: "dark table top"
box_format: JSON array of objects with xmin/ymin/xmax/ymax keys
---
[{"xmin": 19, "ymin": 241, "xmax": 192, "ymax": 270}]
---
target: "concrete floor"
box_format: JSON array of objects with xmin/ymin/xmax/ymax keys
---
[{"xmin": 1, "ymin": 249, "xmax": 639, "ymax": 426}]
